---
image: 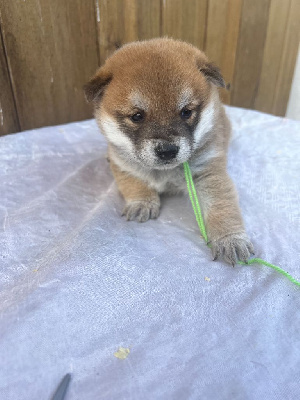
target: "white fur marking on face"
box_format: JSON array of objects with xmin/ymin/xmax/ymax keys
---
[
  {"xmin": 193, "ymin": 147, "xmax": 219, "ymax": 170},
  {"xmin": 100, "ymin": 115, "xmax": 135, "ymax": 153},
  {"xmin": 178, "ymin": 88, "xmax": 193, "ymax": 109},
  {"xmin": 193, "ymin": 98, "xmax": 215, "ymax": 147},
  {"xmin": 177, "ymin": 137, "xmax": 191, "ymax": 162},
  {"xmin": 139, "ymin": 140, "xmax": 157, "ymax": 167},
  {"xmin": 129, "ymin": 91, "xmax": 149, "ymax": 111}
]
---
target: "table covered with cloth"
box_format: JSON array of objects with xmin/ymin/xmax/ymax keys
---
[{"xmin": 0, "ymin": 106, "xmax": 299, "ymax": 399}]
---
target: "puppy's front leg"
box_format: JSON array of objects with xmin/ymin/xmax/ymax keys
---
[
  {"xmin": 195, "ymin": 163, "xmax": 254, "ymax": 265},
  {"xmin": 110, "ymin": 161, "xmax": 160, "ymax": 222}
]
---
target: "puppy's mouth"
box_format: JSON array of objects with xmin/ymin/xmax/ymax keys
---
[{"xmin": 153, "ymin": 161, "xmax": 180, "ymax": 170}]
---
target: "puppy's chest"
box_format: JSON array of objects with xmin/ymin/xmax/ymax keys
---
[{"xmin": 146, "ymin": 168, "xmax": 186, "ymax": 194}]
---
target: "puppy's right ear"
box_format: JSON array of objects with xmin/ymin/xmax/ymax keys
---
[{"xmin": 83, "ymin": 68, "xmax": 112, "ymax": 102}]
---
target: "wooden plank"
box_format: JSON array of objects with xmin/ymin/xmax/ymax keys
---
[
  {"xmin": 254, "ymin": 0, "xmax": 291, "ymax": 114},
  {"xmin": 205, "ymin": 0, "xmax": 242, "ymax": 104},
  {"xmin": 231, "ymin": 0, "xmax": 271, "ymax": 109},
  {"xmin": 162, "ymin": 0, "xmax": 208, "ymax": 50},
  {"xmin": 272, "ymin": 0, "xmax": 300, "ymax": 116},
  {"xmin": 0, "ymin": 0, "xmax": 98, "ymax": 131},
  {"xmin": 98, "ymin": 0, "xmax": 161, "ymax": 65},
  {"xmin": 0, "ymin": 25, "xmax": 19, "ymax": 135}
]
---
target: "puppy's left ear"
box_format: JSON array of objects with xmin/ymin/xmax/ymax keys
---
[
  {"xmin": 83, "ymin": 68, "xmax": 112, "ymax": 102},
  {"xmin": 199, "ymin": 62, "xmax": 225, "ymax": 88}
]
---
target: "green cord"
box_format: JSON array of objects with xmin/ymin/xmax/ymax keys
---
[
  {"xmin": 183, "ymin": 162, "xmax": 208, "ymax": 243},
  {"xmin": 183, "ymin": 161, "xmax": 300, "ymax": 287}
]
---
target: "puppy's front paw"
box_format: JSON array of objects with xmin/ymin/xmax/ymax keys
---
[
  {"xmin": 210, "ymin": 232, "xmax": 254, "ymax": 266},
  {"xmin": 122, "ymin": 200, "xmax": 160, "ymax": 222}
]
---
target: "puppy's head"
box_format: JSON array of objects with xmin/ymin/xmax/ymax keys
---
[{"xmin": 84, "ymin": 38, "xmax": 225, "ymax": 170}]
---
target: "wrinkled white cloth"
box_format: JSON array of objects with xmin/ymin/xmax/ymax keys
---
[{"xmin": 0, "ymin": 107, "xmax": 299, "ymax": 400}]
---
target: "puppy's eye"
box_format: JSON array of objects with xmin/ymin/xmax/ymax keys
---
[
  {"xmin": 180, "ymin": 108, "xmax": 192, "ymax": 120},
  {"xmin": 130, "ymin": 112, "xmax": 144, "ymax": 123}
]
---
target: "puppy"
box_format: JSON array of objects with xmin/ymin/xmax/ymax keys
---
[{"xmin": 84, "ymin": 38, "xmax": 254, "ymax": 265}]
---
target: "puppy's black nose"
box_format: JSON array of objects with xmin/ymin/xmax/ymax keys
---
[{"xmin": 155, "ymin": 144, "xmax": 179, "ymax": 161}]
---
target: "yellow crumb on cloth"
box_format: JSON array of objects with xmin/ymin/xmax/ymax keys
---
[
  {"xmin": 205, "ymin": 277, "xmax": 211, "ymax": 282},
  {"xmin": 114, "ymin": 347, "xmax": 130, "ymax": 360}
]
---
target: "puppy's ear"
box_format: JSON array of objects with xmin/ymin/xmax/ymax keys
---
[
  {"xmin": 83, "ymin": 68, "xmax": 112, "ymax": 102},
  {"xmin": 199, "ymin": 62, "xmax": 225, "ymax": 88}
]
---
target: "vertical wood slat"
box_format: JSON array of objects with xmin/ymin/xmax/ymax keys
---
[
  {"xmin": 98, "ymin": 0, "xmax": 161, "ymax": 65},
  {"xmin": 0, "ymin": 24, "xmax": 19, "ymax": 136},
  {"xmin": 231, "ymin": 0, "xmax": 271, "ymax": 109},
  {"xmin": 272, "ymin": 0, "xmax": 300, "ymax": 116},
  {"xmin": 254, "ymin": 0, "xmax": 291, "ymax": 114},
  {"xmin": 162, "ymin": 0, "xmax": 208, "ymax": 50},
  {"xmin": 0, "ymin": 0, "xmax": 98, "ymax": 131},
  {"xmin": 205, "ymin": 0, "xmax": 242, "ymax": 104}
]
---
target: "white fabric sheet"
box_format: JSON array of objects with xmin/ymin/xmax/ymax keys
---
[{"xmin": 0, "ymin": 107, "xmax": 299, "ymax": 399}]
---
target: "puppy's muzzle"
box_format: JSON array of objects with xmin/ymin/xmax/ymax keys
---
[{"xmin": 155, "ymin": 144, "xmax": 179, "ymax": 161}]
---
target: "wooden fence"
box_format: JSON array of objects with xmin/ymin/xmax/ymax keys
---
[{"xmin": 0, "ymin": 0, "xmax": 299, "ymax": 136}]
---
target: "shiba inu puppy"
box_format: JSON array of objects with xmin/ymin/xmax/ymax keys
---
[{"xmin": 84, "ymin": 38, "xmax": 254, "ymax": 265}]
